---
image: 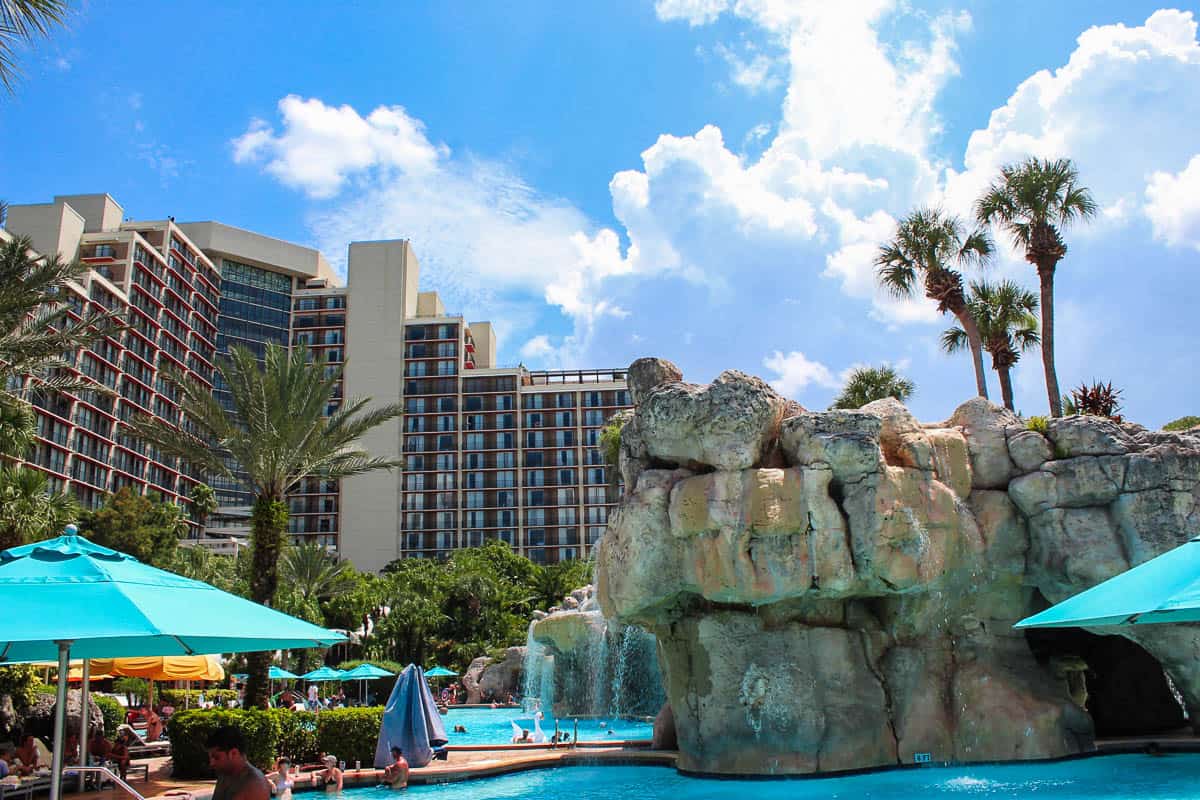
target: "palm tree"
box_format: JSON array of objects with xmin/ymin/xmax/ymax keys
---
[
  {"xmin": 830, "ymin": 365, "xmax": 915, "ymax": 410},
  {"xmin": 0, "ymin": 464, "xmax": 78, "ymax": 549},
  {"xmin": 0, "ymin": 235, "xmax": 122, "ymax": 398},
  {"xmin": 188, "ymin": 482, "xmax": 218, "ymax": 539},
  {"xmin": 976, "ymin": 157, "xmax": 1097, "ymax": 417},
  {"xmin": 941, "ymin": 280, "xmax": 1040, "ymax": 412},
  {"xmin": 1, "ymin": 0, "xmax": 69, "ymax": 93},
  {"xmin": 281, "ymin": 543, "xmax": 356, "ymax": 606},
  {"xmin": 0, "ymin": 396, "xmax": 35, "ymax": 459},
  {"xmin": 876, "ymin": 209, "xmax": 994, "ymax": 399},
  {"xmin": 127, "ymin": 343, "xmax": 402, "ymax": 707}
]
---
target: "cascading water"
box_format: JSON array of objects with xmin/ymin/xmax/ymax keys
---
[{"xmin": 525, "ymin": 585, "xmax": 665, "ymax": 719}]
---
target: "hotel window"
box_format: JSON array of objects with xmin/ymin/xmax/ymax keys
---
[
  {"xmin": 558, "ymin": 508, "xmax": 577, "ymax": 525},
  {"xmin": 437, "ymin": 342, "xmax": 456, "ymax": 357},
  {"xmin": 497, "ymin": 395, "xmax": 514, "ymax": 410},
  {"xmin": 437, "ymin": 532, "xmax": 455, "ymax": 550},
  {"xmin": 585, "ymin": 429, "xmax": 600, "ymax": 446},
  {"xmin": 528, "ymin": 548, "xmax": 545, "ymax": 564},
  {"xmin": 435, "ymin": 472, "xmax": 455, "ymax": 489},
  {"xmin": 616, "ymin": 390, "xmax": 629, "ymax": 405},
  {"xmin": 438, "ymin": 397, "xmax": 456, "ymax": 411},
  {"xmin": 465, "ymin": 433, "xmax": 483, "ymax": 450},
  {"xmin": 526, "ymin": 509, "xmax": 545, "ymax": 526},
  {"xmin": 561, "ymin": 547, "xmax": 578, "ymax": 561},
  {"xmin": 557, "ymin": 488, "xmax": 576, "ymax": 506},
  {"xmin": 406, "ymin": 361, "xmax": 427, "ymax": 377},
  {"xmin": 437, "ymin": 324, "xmax": 457, "ymax": 339},
  {"xmin": 499, "ymin": 510, "xmax": 515, "ymax": 527},
  {"xmin": 525, "ymin": 451, "xmax": 543, "ymax": 467},
  {"xmin": 524, "ymin": 395, "xmax": 544, "ymax": 410},
  {"xmin": 465, "ymin": 512, "xmax": 484, "ymax": 529},
  {"xmin": 466, "ymin": 491, "xmax": 484, "ymax": 509},
  {"xmin": 406, "ymin": 397, "xmax": 426, "ymax": 414},
  {"xmin": 467, "ymin": 531, "xmax": 484, "ymax": 547},
  {"xmin": 586, "ymin": 507, "xmax": 608, "ymax": 524},
  {"xmin": 557, "ymin": 393, "xmax": 574, "ymax": 408},
  {"xmin": 586, "ymin": 487, "xmax": 607, "ymax": 504},
  {"xmin": 437, "ymin": 360, "xmax": 456, "ymax": 376},
  {"xmin": 587, "ymin": 467, "xmax": 606, "ymax": 484},
  {"xmin": 527, "ymin": 489, "xmax": 546, "ymax": 506},
  {"xmin": 584, "ymin": 410, "xmax": 604, "ymax": 426},
  {"xmin": 497, "ymin": 530, "xmax": 514, "ymax": 545},
  {"xmin": 465, "ymin": 452, "xmax": 483, "ymax": 469},
  {"xmin": 526, "ymin": 470, "xmax": 545, "ymax": 487},
  {"xmin": 405, "ymin": 435, "xmax": 425, "ymax": 452},
  {"xmin": 404, "ymin": 513, "xmax": 425, "ymax": 530},
  {"xmin": 465, "ymin": 396, "xmax": 483, "ymax": 411},
  {"xmin": 437, "ymin": 415, "xmax": 455, "ymax": 431},
  {"xmin": 498, "ymin": 413, "xmax": 515, "ymax": 428},
  {"xmin": 465, "ymin": 414, "xmax": 484, "ymax": 430},
  {"xmin": 559, "ymin": 528, "xmax": 579, "ymax": 546},
  {"xmin": 554, "ymin": 411, "xmax": 574, "ymax": 427},
  {"xmin": 405, "ymin": 455, "xmax": 425, "ymax": 470},
  {"xmin": 406, "ymin": 533, "xmax": 422, "ymax": 550},
  {"xmin": 496, "ymin": 471, "xmax": 516, "ymax": 488},
  {"xmin": 558, "ymin": 469, "xmax": 576, "ymax": 485},
  {"xmin": 437, "ymin": 435, "xmax": 455, "ymax": 451},
  {"xmin": 436, "ymin": 511, "xmax": 456, "ymax": 529},
  {"xmin": 497, "ymin": 432, "xmax": 515, "ymax": 448},
  {"xmin": 496, "ymin": 451, "xmax": 515, "ymax": 468},
  {"xmin": 586, "ymin": 449, "xmax": 604, "ymax": 465},
  {"xmin": 583, "ymin": 391, "xmax": 602, "ymax": 407},
  {"xmin": 465, "ymin": 471, "xmax": 484, "ymax": 489},
  {"xmin": 405, "ymin": 474, "xmax": 425, "ymax": 491},
  {"xmin": 496, "ymin": 490, "xmax": 515, "ymax": 507},
  {"xmin": 555, "ymin": 430, "xmax": 574, "ymax": 447},
  {"xmin": 404, "ymin": 494, "xmax": 425, "ymax": 510},
  {"xmin": 525, "ymin": 412, "xmax": 543, "ymax": 427},
  {"xmin": 525, "ymin": 431, "xmax": 544, "ymax": 448},
  {"xmin": 528, "ymin": 529, "xmax": 546, "ymax": 546},
  {"xmin": 406, "ymin": 417, "xmax": 426, "ymax": 432}
]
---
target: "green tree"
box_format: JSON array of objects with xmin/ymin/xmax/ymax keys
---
[
  {"xmin": 941, "ymin": 280, "xmax": 1040, "ymax": 412},
  {"xmin": 280, "ymin": 543, "xmax": 357, "ymax": 673},
  {"xmin": 876, "ymin": 209, "xmax": 993, "ymax": 399},
  {"xmin": 126, "ymin": 343, "xmax": 402, "ymax": 708},
  {"xmin": 77, "ymin": 487, "xmax": 187, "ymax": 566},
  {"xmin": 1164, "ymin": 416, "xmax": 1200, "ymax": 432},
  {"xmin": 0, "ymin": 0, "xmax": 69, "ymax": 93},
  {"xmin": 976, "ymin": 157, "xmax": 1098, "ymax": 417},
  {"xmin": 528, "ymin": 560, "xmax": 592, "ymax": 611},
  {"xmin": 0, "ymin": 464, "xmax": 78, "ymax": 549},
  {"xmin": 0, "ymin": 396, "xmax": 34, "ymax": 459},
  {"xmin": 830, "ymin": 365, "xmax": 915, "ymax": 410},
  {"xmin": 188, "ymin": 482, "xmax": 218, "ymax": 538}
]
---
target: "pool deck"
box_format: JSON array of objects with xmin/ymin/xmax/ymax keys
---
[{"xmin": 65, "ymin": 731, "xmax": 1200, "ymax": 800}]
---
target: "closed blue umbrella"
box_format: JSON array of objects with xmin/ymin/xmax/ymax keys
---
[
  {"xmin": 0, "ymin": 530, "xmax": 345, "ymax": 800},
  {"xmin": 1016, "ymin": 535, "xmax": 1200, "ymax": 629}
]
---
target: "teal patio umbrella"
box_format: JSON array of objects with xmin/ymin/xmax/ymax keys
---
[
  {"xmin": 341, "ymin": 663, "xmax": 395, "ymax": 704},
  {"xmin": 302, "ymin": 665, "xmax": 346, "ymax": 681},
  {"xmin": 1017, "ymin": 535, "xmax": 1200, "ymax": 629},
  {"xmin": 270, "ymin": 665, "xmax": 300, "ymax": 679},
  {"xmin": 425, "ymin": 666, "xmax": 457, "ymax": 677},
  {"xmin": 0, "ymin": 529, "xmax": 345, "ymax": 800}
]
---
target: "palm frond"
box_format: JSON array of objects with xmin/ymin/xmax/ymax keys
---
[{"xmin": 940, "ymin": 326, "xmax": 969, "ymax": 354}]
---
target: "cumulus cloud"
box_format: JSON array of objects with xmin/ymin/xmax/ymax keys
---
[
  {"xmin": 762, "ymin": 350, "xmax": 840, "ymax": 398},
  {"xmin": 654, "ymin": 0, "xmax": 729, "ymax": 26},
  {"xmin": 1145, "ymin": 154, "xmax": 1200, "ymax": 251}
]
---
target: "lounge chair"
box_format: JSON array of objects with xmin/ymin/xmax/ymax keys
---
[{"xmin": 116, "ymin": 725, "xmax": 171, "ymax": 758}]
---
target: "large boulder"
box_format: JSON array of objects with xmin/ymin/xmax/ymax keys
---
[
  {"xmin": 627, "ymin": 357, "xmax": 683, "ymax": 405},
  {"xmin": 477, "ymin": 647, "xmax": 525, "ymax": 703},
  {"xmin": 21, "ymin": 690, "xmax": 105, "ymax": 741},
  {"xmin": 462, "ymin": 657, "xmax": 492, "ymax": 704}
]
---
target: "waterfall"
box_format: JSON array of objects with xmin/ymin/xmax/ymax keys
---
[
  {"xmin": 521, "ymin": 620, "xmax": 555, "ymax": 712},
  {"xmin": 609, "ymin": 622, "xmax": 664, "ymax": 718}
]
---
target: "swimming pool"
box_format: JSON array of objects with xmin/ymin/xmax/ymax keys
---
[
  {"xmin": 350, "ymin": 753, "xmax": 1200, "ymax": 799},
  {"xmin": 442, "ymin": 707, "xmax": 653, "ymax": 745}
]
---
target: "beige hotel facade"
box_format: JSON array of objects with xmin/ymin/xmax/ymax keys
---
[{"xmin": 4, "ymin": 193, "xmax": 629, "ymax": 573}]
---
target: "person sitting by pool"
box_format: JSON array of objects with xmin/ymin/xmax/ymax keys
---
[
  {"xmin": 110, "ymin": 729, "xmax": 135, "ymax": 780},
  {"xmin": 14, "ymin": 736, "xmax": 39, "ymax": 772},
  {"xmin": 318, "ymin": 755, "xmax": 343, "ymax": 791},
  {"xmin": 382, "ymin": 747, "xmax": 409, "ymax": 790},
  {"xmin": 267, "ymin": 758, "xmax": 294, "ymax": 800},
  {"xmin": 0, "ymin": 743, "xmax": 19, "ymax": 777},
  {"xmin": 512, "ymin": 729, "xmax": 532, "ymax": 744},
  {"xmin": 145, "ymin": 706, "xmax": 164, "ymax": 742}
]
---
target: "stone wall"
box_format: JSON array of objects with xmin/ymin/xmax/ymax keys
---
[{"xmin": 595, "ymin": 358, "xmax": 1200, "ymax": 775}]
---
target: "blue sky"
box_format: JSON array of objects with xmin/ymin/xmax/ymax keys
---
[{"xmin": 3, "ymin": 1, "xmax": 1199, "ymax": 426}]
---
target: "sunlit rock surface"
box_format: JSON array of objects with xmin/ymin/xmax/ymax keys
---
[{"xmin": 596, "ymin": 359, "xmax": 1200, "ymax": 775}]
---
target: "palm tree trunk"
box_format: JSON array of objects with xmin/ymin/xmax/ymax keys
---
[
  {"xmin": 997, "ymin": 366, "xmax": 1015, "ymax": 412},
  {"xmin": 952, "ymin": 306, "xmax": 990, "ymax": 400},
  {"xmin": 243, "ymin": 494, "xmax": 289, "ymax": 709},
  {"xmin": 1037, "ymin": 263, "xmax": 1062, "ymax": 417}
]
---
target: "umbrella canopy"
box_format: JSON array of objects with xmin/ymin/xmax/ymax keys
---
[
  {"xmin": 302, "ymin": 665, "xmax": 345, "ymax": 681},
  {"xmin": 37, "ymin": 655, "xmax": 226, "ymax": 681},
  {"xmin": 424, "ymin": 666, "xmax": 457, "ymax": 677},
  {"xmin": 0, "ymin": 535, "xmax": 345, "ymax": 662},
  {"xmin": 1016, "ymin": 536, "xmax": 1200, "ymax": 629},
  {"xmin": 269, "ymin": 665, "xmax": 300, "ymax": 680},
  {"xmin": 341, "ymin": 663, "xmax": 394, "ymax": 680},
  {"xmin": 0, "ymin": 530, "xmax": 345, "ymax": 800}
]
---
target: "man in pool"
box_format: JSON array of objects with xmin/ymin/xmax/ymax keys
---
[
  {"xmin": 207, "ymin": 726, "xmax": 270, "ymax": 800},
  {"xmin": 382, "ymin": 747, "xmax": 408, "ymax": 789}
]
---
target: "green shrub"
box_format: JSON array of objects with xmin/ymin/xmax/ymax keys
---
[
  {"xmin": 159, "ymin": 688, "xmax": 239, "ymax": 708},
  {"xmin": 93, "ymin": 695, "xmax": 124, "ymax": 738},
  {"xmin": 1164, "ymin": 416, "xmax": 1200, "ymax": 432},
  {"xmin": 274, "ymin": 710, "xmax": 320, "ymax": 764},
  {"xmin": 599, "ymin": 420, "xmax": 622, "ymax": 467},
  {"xmin": 1026, "ymin": 415, "xmax": 1049, "ymax": 434},
  {"xmin": 0, "ymin": 665, "xmax": 42, "ymax": 710},
  {"xmin": 315, "ymin": 708, "xmax": 384, "ymax": 766},
  {"xmin": 167, "ymin": 709, "xmax": 280, "ymax": 778},
  {"xmin": 113, "ymin": 677, "xmax": 148, "ymax": 705}
]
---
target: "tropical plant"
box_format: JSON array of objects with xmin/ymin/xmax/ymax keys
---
[
  {"xmin": 125, "ymin": 342, "xmax": 402, "ymax": 708},
  {"xmin": 876, "ymin": 208, "xmax": 993, "ymax": 399},
  {"xmin": 0, "ymin": 395, "xmax": 34, "ymax": 459},
  {"xmin": 1069, "ymin": 380, "xmax": 1123, "ymax": 422},
  {"xmin": 976, "ymin": 157, "xmax": 1098, "ymax": 417},
  {"xmin": 77, "ymin": 486, "xmax": 188, "ymax": 567},
  {"xmin": 0, "ymin": 235, "xmax": 121, "ymax": 399},
  {"xmin": 0, "ymin": 464, "xmax": 78, "ymax": 549},
  {"xmin": 941, "ymin": 280, "xmax": 1040, "ymax": 412},
  {"xmin": 281, "ymin": 543, "xmax": 357, "ymax": 605},
  {"xmin": 830, "ymin": 365, "xmax": 915, "ymax": 410},
  {"xmin": 0, "ymin": 0, "xmax": 69, "ymax": 93},
  {"xmin": 1164, "ymin": 416, "xmax": 1200, "ymax": 432},
  {"xmin": 188, "ymin": 482, "xmax": 218, "ymax": 538}
]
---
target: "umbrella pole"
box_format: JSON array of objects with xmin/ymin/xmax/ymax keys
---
[
  {"xmin": 49, "ymin": 640, "xmax": 72, "ymax": 800},
  {"xmin": 78, "ymin": 660, "xmax": 91, "ymax": 792}
]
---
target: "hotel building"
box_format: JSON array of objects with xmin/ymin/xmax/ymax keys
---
[{"xmin": 4, "ymin": 194, "xmax": 629, "ymax": 573}]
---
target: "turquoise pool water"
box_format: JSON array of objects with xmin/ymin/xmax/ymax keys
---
[
  {"xmin": 443, "ymin": 707, "xmax": 653, "ymax": 745},
  {"xmin": 351, "ymin": 753, "xmax": 1200, "ymax": 799}
]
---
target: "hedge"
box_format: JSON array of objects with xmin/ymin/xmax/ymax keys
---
[
  {"xmin": 315, "ymin": 708, "xmax": 384, "ymax": 766},
  {"xmin": 167, "ymin": 709, "xmax": 280, "ymax": 778},
  {"xmin": 159, "ymin": 688, "xmax": 239, "ymax": 708},
  {"xmin": 167, "ymin": 708, "xmax": 385, "ymax": 777},
  {"xmin": 93, "ymin": 695, "xmax": 124, "ymax": 738}
]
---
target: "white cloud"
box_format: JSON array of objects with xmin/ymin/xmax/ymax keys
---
[
  {"xmin": 520, "ymin": 335, "xmax": 555, "ymax": 361},
  {"xmin": 654, "ymin": 0, "xmax": 729, "ymax": 26},
  {"xmin": 762, "ymin": 350, "xmax": 840, "ymax": 398},
  {"xmin": 1145, "ymin": 154, "xmax": 1200, "ymax": 251},
  {"xmin": 714, "ymin": 42, "xmax": 782, "ymax": 93},
  {"xmin": 232, "ymin": 95, "xmax": 445, "ymax": 199}
]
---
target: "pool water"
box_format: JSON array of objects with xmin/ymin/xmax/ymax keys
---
[
  {"xmin": 349, "ymin": 753, "xmax": 1200, "ymax": 799},
  {"xmin": 442, "ymin": 707, "xmax": 653, "ymax": 745}
]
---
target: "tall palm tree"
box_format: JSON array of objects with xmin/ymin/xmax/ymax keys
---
[
  {"xmin": 976, "ymin": 157, "xmax": 1097, "ymax": 417},
  {"xmin": 0, "ymin": 0, "xmax": 69, "ymax": 93},
  {"xmin": 941, "ymin": 280, "xmax": 1040, "ymax": 412},
  {"xmin": 830, "ymin": 365, "xmax": 915, "ymax": 410},
  {"xmin": 0, "ymin": 464, "xmax": 78, "ymax": 549},
  {"xmin": 188, "ymin": 482, "xmax": 218, "ymax": 539},
  {"xmin": 281, "ymin": 543, "xmax": 356, "ymax": 606},
  {"xmin": 876, "ymin": 209, "xmax": 994, "ymax": 399},
  {"xmin": 127, "ymin": 343, "xmax": 402, "ymax": 707},
  {"xmin": 0, "ymin": 396, "xmax": 34, "ymax": 460}
]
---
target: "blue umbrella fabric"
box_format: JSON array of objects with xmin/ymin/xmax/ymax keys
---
[
  {"xmin": 0, "ymin": 530, "xmax": 345, "ymax": 800},
  {"xmin": 302, "ymin": 665, "xmax": 345, "ymax": 681},
  {"xmin": 373, "ymin": 664, "xmax": 448, "ymax": 768},
  {"xmin": 1016, "ymin": 535, "xmax": 1200, "ymax": 629},
  {"xmin": 269, "ymin": 666, "xmax": 300, "ymax": 680},
  {"xmin": 0, "ymin": 534, "xmax": 345, "ymax": 662},
  {"xmin": 424, "ymin": 666, "xmax": 457, "ymax": 677},
  {"xmin": 341, "ymin": 663, "xmax": 395, "ymax": 680}
]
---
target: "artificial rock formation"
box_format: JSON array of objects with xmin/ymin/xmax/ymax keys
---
[
  {"xmin": 596, "ymin": 358, "xmax": 1200, "ymax": 776},
  {"xmin": 462, "ymin": 647, "xmax": 526, "ymax": 704}
]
